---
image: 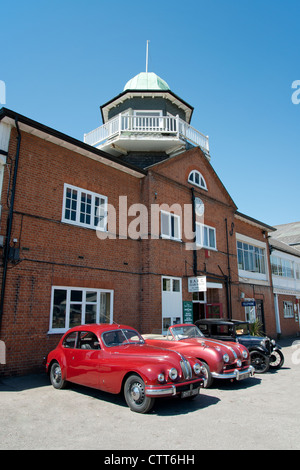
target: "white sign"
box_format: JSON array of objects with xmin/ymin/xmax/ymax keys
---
[{"xmin": 188, "ymin": 276, "xmax": 207, "ymax": 293}]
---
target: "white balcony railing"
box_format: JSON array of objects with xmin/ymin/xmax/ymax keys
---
[{"xmin": 84, "ymin": 114, "xmax": 209, "ymax": 153}]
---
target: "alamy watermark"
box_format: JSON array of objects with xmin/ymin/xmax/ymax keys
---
[
  {"xmin": 291, "ymin": 80, "xmax": 300, "ymax": 104},
  {"xmin": 292, "ymin": 340, "xmax": 300, "ymax": 365},
  {"xmin": 0, "ymin": 80, "xmax": 6, "ymax": 105},
  {"xmin": 0, "ymin": 340, "xmax": 6, "ymax": 364},
  {"xmin": 95, "ymin": 197, "xmax": 205, "ymax": 250}
]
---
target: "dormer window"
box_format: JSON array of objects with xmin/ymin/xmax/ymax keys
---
[{"xmin": 188, "ymin": 170, "xmax": 207, "ymax": 190}]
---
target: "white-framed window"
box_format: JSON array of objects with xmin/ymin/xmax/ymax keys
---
[
  {"xmin": 49, "ymin": 286, "xmax": 114, "ymax": 333},
  {"xmin": 133, "ymin": 110, "xmax": 163, "ymax": 130},
  {"xmin": 161, "ymin": 276, "xmax": 182, "ymax": 333},
  {"xmin": 188, "ymin": 170, "xmax": 207, "ymax": 190},
  {"xmin": 62, "ymin": 183, "xmax": 107, "ymax": 231},
  {"xmin": 283, "ymin": 301, "xmax": 294, "ymax": 319},
  {"xmin": 237, "ymin": 241, "xmax": 266, "ymax": 274},
  {"xmin": 160, "ymin": 211, "xmax": 181, "ymax": 241},
  {"xmin": 196, "ymin": 222, "xmax": 217, "ymax": 250},
  {"xmin": 270, "ymin": 256, "xmax": 294, "ymax": 279}
]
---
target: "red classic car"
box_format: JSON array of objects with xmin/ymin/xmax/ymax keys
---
[
  {"xmin": 144, "ymin": 324, "xmax": 254, "ymax": 388},
  {"xmin": 46, "ymin": 323, "xmax": 206, "ymax": 413}
]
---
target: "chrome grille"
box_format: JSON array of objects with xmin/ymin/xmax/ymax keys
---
[{"xmin": 180, "ymin": 359, "xmax": 193, "ymax": 380}]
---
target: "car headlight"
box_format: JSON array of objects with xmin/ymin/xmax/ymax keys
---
[
  {"xmin": 223, "ymin": 353, "xmax": 230, "ymax": 363},
  {"xmin": 193, "ymin": 363, "xmax": 201, "ymax": 375},
  {"xmin": 242, "ymin": 350, "xmax": 248, "ymax": 359},
  {"xmin": 169, "ymin": 368, "xmax": 178, "ymax": 380},
  {"xmin": 271, "ymin": 339, "xmax": 276, "ymax": 346},
  {"xmin": 157, "ymin": 373, "xmax": 165, "ymax": 383}
]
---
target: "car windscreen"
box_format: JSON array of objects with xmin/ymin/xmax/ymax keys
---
[
  {"xmin": 170, "ymin": 325, "xmax": 204, "ymax": 340},
  {"xmin": 102, "ymin": 329, "xmax": 145, "ymax": 347},
  {"xmin": 234, "ymin": 323, "xmax": 250, "ymax": 336}
]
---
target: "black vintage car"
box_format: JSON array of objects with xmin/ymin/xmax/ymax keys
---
[{"xmin": 195, "ymin": 319, "xmax": 284, "ymax": 374}]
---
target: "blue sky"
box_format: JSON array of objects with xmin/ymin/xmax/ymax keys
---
[{"xmin": 1, "ymin": 0, "xmax": 299, "ymax": 227}]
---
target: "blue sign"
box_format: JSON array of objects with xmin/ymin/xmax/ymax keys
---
[{"xmin": 242, "ymin": 301, "xmax": 256, "ymax": 307}]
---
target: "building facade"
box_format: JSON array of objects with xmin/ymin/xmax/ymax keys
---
[{"xmin": 0, "ymin": 71, "xmax": 293, "ymax": 375}]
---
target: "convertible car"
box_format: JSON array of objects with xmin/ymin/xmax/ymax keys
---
[
  {"xmin": 144, "ymin": 324, "xmax": 254, "ymax": 387},
  {"xmin": 46, "ymin": 323, "xmax": 205, "ymax": 413}
]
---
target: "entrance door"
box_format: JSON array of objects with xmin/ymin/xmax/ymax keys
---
[{"xmin": 162, "ymin": 277, "xmax": 182, "ymax": 333}]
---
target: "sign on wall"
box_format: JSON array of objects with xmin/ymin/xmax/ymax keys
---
[
  {"xmin": 183, "ymin": 301, "xmax": 193, "ymax": 323},
  {"xmin": 188, "ymin": 276, "xmax": 207, "ymax": 293}
]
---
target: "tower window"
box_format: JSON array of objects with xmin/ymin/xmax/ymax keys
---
[{"xmin": 188, "ymin": 170, "xmax": 207, "ymax": 190}]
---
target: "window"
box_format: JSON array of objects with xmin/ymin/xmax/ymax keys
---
[
  {"xmin": 270, "ymin": 256, "xmax": 294, "ymax": 278},
  {"xmin": 283, "ymin": 301, "xmax": 294, "ymax": 318},
  {"xmin": 237, "ymin": 241, "xmax": 266, "ymax": 274},
  {"xmin": 161, "ymin": 211, "xmax": 181, "ymax": 241},
  {"xmin": 188, "ymin": 170, "xmax": 207, "ymax": 190},
  {"xmin": 62, "ymin": 184, "xmax": 107, "ymax": 231},
  {"xmin": 163, "ymin": 278, "xmax": 181, "ymax": 292},
  {"xmin": 196, "ymin": 223, "xmax": 216, "ymax": 250},
  {"xmin": 133, "ymin": 110, "xmax": 163, "ymax": 130},
  {"xmin": 50, "ymin": 287, "xmax": 113, "ymax": 333}
]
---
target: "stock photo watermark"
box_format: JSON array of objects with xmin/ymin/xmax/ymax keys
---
[
  {"xmin": 95, "ymin": 197, "xmax": 205, "ymax": 250},
  {"xmin": 291, "ymin": 80, "xmax": 300, "ymax": 104},
  {"xmin": 0, "ymin": 80, "xmax": 6, "ymax": 105},
  {"xmin": 291, "ymin": 340, "xmax": 300, "ymax": 365},
  {"xmin": 0, "ymin": 340, "xmax": 6, "ymax": 364}
]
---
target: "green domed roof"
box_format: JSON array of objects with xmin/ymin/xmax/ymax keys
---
[{"xmin": 124, "ymin": 72, "xmax": 170, "ymax": 91}]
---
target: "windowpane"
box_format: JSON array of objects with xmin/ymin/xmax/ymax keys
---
[
  {"xmin": 173, "ymin": 279, "xmax": 180, "ymax": 292},
  {"xmin": 71, "ymin": 290, "xmax": 82, "ymax": 302},
  {"xmin": 69, "ymin": 304, "xmax": 82, "ymax": 327},
  {"xmin": 85, "ymin": 304, "xmax": 97, "ymax": 324},
  {"xmin": 63, "ymin": 185, "xmax": 107, "ymax": 230},
  {"xmin": 100, "ymin": 293, "xmax": 111, "ymax": 323},
  {"xmin": 161, "ymin": 212, "xmax": 170, "ymax": 237},
  {"xmin": 50, "ymin": 287, "xmax": 112, "ymax": 331},
  {"xmin": 237, "ymin": 241, "xmax": 266, "ymax": 274},
  {"xmin": 163, "ymin": 278, "xmax": 171, "ymax": 291},
  {"xmin": 52, "ymin": 289, "xmax": 67, "ymax": 329},
  {"xmin": 188, "ymin": 170, "xmax": 207, "ymax": 190}
]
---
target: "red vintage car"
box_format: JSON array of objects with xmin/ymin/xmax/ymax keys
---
[
  {"xmin": 46, "ymin": 323, "xmax": 206, "ymax": 413},
  {"xmin": 144, "ymin": 324, "xmax": 254, "ymax": 388}
]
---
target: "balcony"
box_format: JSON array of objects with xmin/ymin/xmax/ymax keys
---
[{"xmin": 84, "ymin": 114, "xmax": 209, "ymax": 157}]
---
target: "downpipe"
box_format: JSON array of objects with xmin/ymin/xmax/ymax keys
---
[{"xmin": 0, "ymin": 118, "xmax": 21, "ymax": 331}]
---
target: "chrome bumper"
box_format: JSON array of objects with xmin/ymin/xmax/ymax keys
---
[
  {"xmin": 145, "ymin": 385, "xmax": 177, "ymax": 397},
  {"xmin": 212, "ymin": 365, "xmax": 255, "ymax": 381},
  {"xmin": 145, "ymin": 380, "xmax": 202, "ymax": 397}
]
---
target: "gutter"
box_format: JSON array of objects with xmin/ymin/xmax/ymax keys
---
[{"xmin": 0, "ymin": 118, "xmax": 21, "ymax": 330}]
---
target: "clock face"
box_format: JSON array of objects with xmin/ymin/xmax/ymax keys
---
[{"xmin": 195, "ymin": 197, "xmax": 204, "ymax": 217}]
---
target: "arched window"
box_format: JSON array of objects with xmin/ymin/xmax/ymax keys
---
[{"xmin": 188, "ymin": 170, "xmax": 207, "ymax": 190}]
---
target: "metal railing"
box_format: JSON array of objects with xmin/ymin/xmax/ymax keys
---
[{"xmin": 84, "ymin": 114, "xmax": 209, "ymax": 152}]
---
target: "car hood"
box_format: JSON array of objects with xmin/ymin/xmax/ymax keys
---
[
  {"xmin": 178, "ymin": 338, "xmax": 246, "ymax": 359},
  {"xmin": 108, "ymin": 343, "xmax": 188, "ymax": 363}
]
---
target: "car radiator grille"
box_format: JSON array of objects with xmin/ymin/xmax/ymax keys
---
[
  {"xmin": 264, "ymin": 339, "xmax": 271, "ymax": 354},
  {"xmin": 180, "ymin": 359, "xmax": 193, "ymax": 380}
]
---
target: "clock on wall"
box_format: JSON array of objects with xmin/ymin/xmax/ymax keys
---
[{"xmin": 195, "ymin": 197, "xmax": 205, "ymax": 217}]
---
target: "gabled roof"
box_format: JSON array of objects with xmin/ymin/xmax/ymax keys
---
[{"xmin": 0, "ymin": 107, "xmax": 147, "ymax": 179}]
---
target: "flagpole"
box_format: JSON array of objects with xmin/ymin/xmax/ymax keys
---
[{"xmin": 146, "ymin": 40, "xmax": 149, "ymax": 73}]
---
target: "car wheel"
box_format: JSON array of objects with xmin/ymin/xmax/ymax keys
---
[
  {"xmin": 124, "ymin": 374, "xmax": 154, "ymax": 413},
  {"xmin": 249, "ymin": 351, "xmax": 270, "ymax": 373},
  {"xmin": 269, "ymin": 350, "xmax": 284, "ymax": 369},
  {"xmin": 50, "ymin": 361, "xmax": 67, "ymax": 389},
  {"xmin": 201, "ymin": 361, "xmax": 213, "ymax": 388}
]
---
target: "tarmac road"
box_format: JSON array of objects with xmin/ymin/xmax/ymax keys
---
[{"xmin": 0, "ymin": 337, "xmax": 299, "ymax": 451}]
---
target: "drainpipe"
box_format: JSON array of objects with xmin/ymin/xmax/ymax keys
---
[
  {"xmin": 0, "ymin": 118, "xmax": 21, "ymax": 331},
  {"xmin": 225, "ymin": 218, "xmax": 233, "ymax": 319},
  {"xmin": 191, "ymin": 188, "xmax": 197, "ymax": 276}
]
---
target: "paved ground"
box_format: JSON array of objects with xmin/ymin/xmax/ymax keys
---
[{"xmin": 0, "ymin": 337, "xmax": 299, "ymax": 451}]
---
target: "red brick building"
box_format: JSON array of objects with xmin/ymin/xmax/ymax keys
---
[{"xmin": 0, "ymin": 71, "xmax": 287, "ymax": 375}]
